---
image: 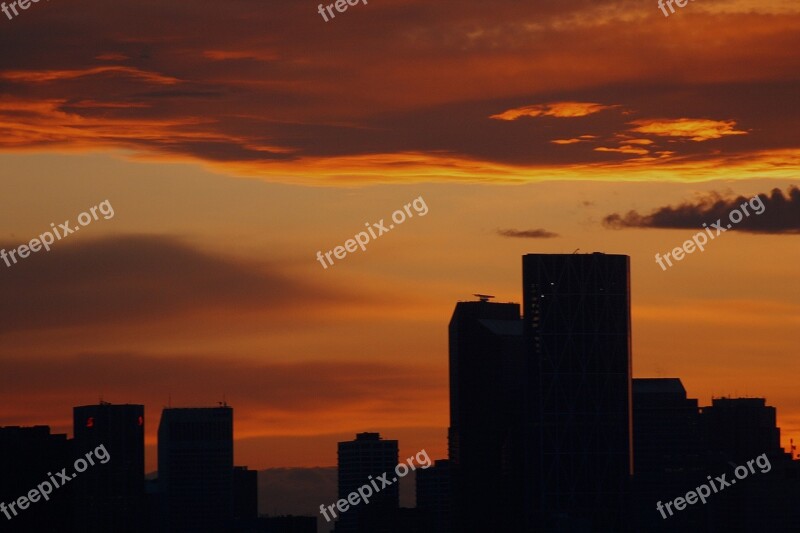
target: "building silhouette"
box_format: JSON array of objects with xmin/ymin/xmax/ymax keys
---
[
  {"xmin": 243, "ymin": 515, "xmax": 317, "ymax": 532},
  {"xmin": 522, "ymin": 253, "xmax": 633, "ymax": 532},
  {"xmin": 7, "ymin": 252, "xmax": 800, "ymax": 532},
  {"xmin": 633, "ymin": 378, "xmax": 702, "ymax": 476},
  {"xmin": 72, "ymin": 402, "xmax": 145, "ymax": 532},
  {"xmin": 416, "ymin": 458, "xmax": 453, "ymax": 533},
  {"xmin": 158, "ymin": 406, "xmax": 234, "ymax": 533},
  {"xmin": 701, "ymin": 397, "xmax": 784, "ymax": 462},
  {"xmin": 630, "ymin": 381, "xmax": 800, "ymax": 532},
  {"xmin": 631, "ymin": 379, "xmax": 706, "ymax": 531},
  {"xmin": 233, "ymin": 465, "xmax": 258, "ymax": 521},
  {"xmin": 0, "ymin": 426, "xmax": 72, "ymax": 532},
  {"xmin": 447, "ymin": 297, "xmax": 524, "ymax": 531},
  {"xmin": 335, "ymin": 432, "xmax": 398, "ymax": 533}
]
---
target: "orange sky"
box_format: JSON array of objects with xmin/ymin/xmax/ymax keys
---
[{"xmin": 1, "ymin": 0, "xmax": 799, "ymax": 472}]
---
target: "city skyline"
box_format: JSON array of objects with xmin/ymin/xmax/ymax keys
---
[
  {"xmin": 1, "ymin": 0, "xmax": 799, "ymax": 487},
  {"xmin": 2, "ymin": 241, "xmax": 798, "ymax": 473},
  {"xmin": 3, "ymin": 250, "xmax": 798, "ymax": 531}
]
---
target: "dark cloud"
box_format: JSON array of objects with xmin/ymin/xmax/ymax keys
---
[
  {"xmin": 0, "ymin": 0, "xmax": 799, "ymax": 181},
  {"xmin": 497, "ymin": 228, "xmax": 559, "ymax": 238},
  {"xmin": 603, "ymin": 187, "xmax": 800, "ymax": 234},
  {"xmin": 0, "ymin": 234, "xmax": 352, "ymax": 333}
]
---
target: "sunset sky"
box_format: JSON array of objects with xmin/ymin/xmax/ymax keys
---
[{"xmin": 1, "ymin": 0, "xmax": 799, "ymax": 473}]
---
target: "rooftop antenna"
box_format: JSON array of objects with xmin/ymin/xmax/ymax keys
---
[
  {"xmin": 573, "ymin": 248, "xmax": 580, "ymax": 254},
  {"xmin": 473, "ymin": 294, "xmax": 495, "ymax": 302}
]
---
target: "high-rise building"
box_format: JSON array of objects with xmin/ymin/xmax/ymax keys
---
[
  {"xmin": 158, "ymin": 406, "xmax": 234, "ymax": 533},
  {"xmin": 73, "ymin": 402, "xmax": 145, "ymax": 532},
  {"xmin": 233, "ymin": 466, "xmax": 258, "ymax": 520},
  {"xmin": 335, "ymin": 432, "xmax": 398, "ymax": 533},
  {"xmin": 447, "ymin": 297, "xmax": 524, "ymax": 531},
  {"xmin": 522, "ymin": 253, "xmax": 633, "ymax": 532},
  {"xmin": 699, "ymin": 397, "xmax": 796, "ymax": 532},
  {"xmin": 416, "ymin": 458, "xmax": 453, "ymax": 533},
  {"xmin": 633, "ymin": 378, "xmax": 702, "ymax": 475},
  {"xmin": 0, "ymin": 426, "xmax": 72, "ymax": 532},
  {"xmin": 631, "ymin": 379, "xmax": 705, "ymax": 532},
  {"xmin": 700, "ymin": 397, "xmax": 783, "ymax": 462}
]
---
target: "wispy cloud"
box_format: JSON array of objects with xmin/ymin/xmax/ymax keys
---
[
  {"xmin": 0, "ymin": 66, "xmax": 180, "ymax": 85},
  {"xmin": 628, "ymin": 118, "xmax": 748, "ymax": 142},
  {"xmin": 497, "ymin": 228, "xmax": 560, "ymax": 238},
  {"xmin": 595, "ymin": 145, "xmax": 650, "ymax": 156},
  {"xmin": 490, "ymin": 102, "xmax": 616, "ymax": 121}
]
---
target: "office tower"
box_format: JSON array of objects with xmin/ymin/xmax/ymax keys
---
[
  {"xmin": 522, "ymin": 253, "xmax": 633, "ymax": 532},
  {"xmin": 416, "ymin": 458, "xmax": 453, "ymax": 533},
  {"xmin": 158, "ymin": 406, "xmax": 234, "ymax": 533},
  {"xmin": 633, "ymin": 378, "xmax": 702, "ymax": 475},
  {"xmin": 631, "ymin": 379, "xmax": 705, "ymax": 532},
  {"xmin": 336, "ymin": 432, "xmax": 398, "ymax": 533},
  {"xmin": 73, "ymin": 402, "xmax": 145, "ymax": 533},
  {"xmin": 700, "ymin": 397, "xmax": 784, "ymax": 462},
  {"xmin": 233, "ymin": 466, "xmax": 258, "ymax": 520},
  {"xmin": 0, "ymin": 426, "xmax": 72, "ymax": 532},
  {"xmin": 447, "ymin": 297, "xmax": 524, "ymax": 531},
  {"xmin": 699, "ymin": 397, "xmax": 797, "ymax": 532}
]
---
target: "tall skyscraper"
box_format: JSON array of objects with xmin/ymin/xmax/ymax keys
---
[
  {"xmin": 336, "ymin": 432, "xmax": 398, "ymax": 533},
  {"xmin": 73, "ymin": 402, "xmax": 145, "ymax": 533},
  {"xmin": 447, "ymin": 297, "xmax": 524, "ymax": 531},
  {"xmin": 158, "ymin": 406, "xmax": 234, "ymax": 533},
  {"xmin": 522, "ymin": 253, "xmax": 633, "ymax": 532}
]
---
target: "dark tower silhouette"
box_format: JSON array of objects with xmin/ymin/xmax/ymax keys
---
[
  {"xmin": 416, "ymin": 459, "xmax": 453, "ymax": 533},
  {"xmin": 232, "ymin": 466, "xmax": 258, "ymax": 521},
  {"xmin": 697, "ymin": 396, "xmax": 795, "ymax": 531},
  {"xmin": 73, "ymin": 403, "xmax": 145, "ymax": 533},
  {"xmin": 633, "ymin": 378, "xmax": 702, "ymax": 476},
  {"xmin": 522, "ymin": 253, "xmax": 633, "ymax": 532},
  {"xmin": 335, "ymin": 432, "xmax": 398, "ymax": 533},
  {"xmin": 700, "ymin": 397, "xmax": 783, "ymax": 462},
  {"xmin": 447, "ymin": 296, "xmax": 524, "ymax": 531},
  {"xmin": 158, "ymin": 406, "xmax": 234, "ymax": 533},
  {"xmin": 631, "ymin": 379, "xmax": 705, "ymax": 531},
  {"xmin": 0, "ymin": 426, "xmax": 72, "ymax": 532}
]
